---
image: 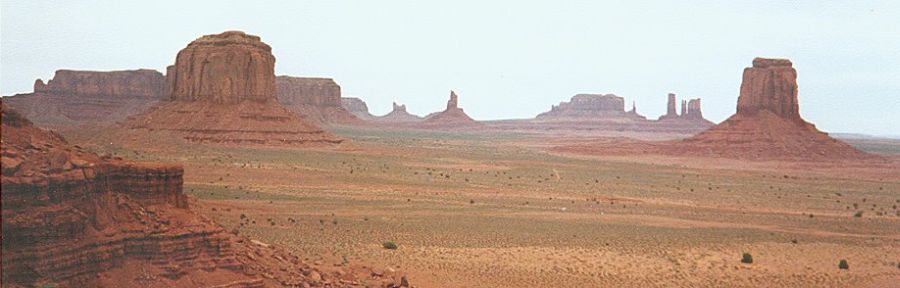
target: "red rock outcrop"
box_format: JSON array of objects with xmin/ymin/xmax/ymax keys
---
[
  {"xmin": 341, "ymin": 97, "xmax": 375, "ymax": 120},
  {"xmin": 126, "ymin": 31, "xmax": 341, "ymax": 145},
  {"xmin": 275, "ymin": 76, "xmax": 361, "ymax": 124},
  {"xmin": 3, "ymin": 69, "xmax": 167, "ymax": 126},
  {"xmin": 1, "ymin": 102, "xmax": 408, "ymax": 287},
  {"xmin": 419, "ymin": 91, "xmax": 481, "ymax": 128},
  {"xmin": 376, "ymin": 102, "xmax": 423, "ymax": 123}
]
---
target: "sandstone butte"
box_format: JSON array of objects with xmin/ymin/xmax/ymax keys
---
[
  {"xmin": 342, "ymin": 97, "xmax": 376, "ymax": 120},
  {"xmin": 3, "ymin": 69, "xmax": 167, "ymax": 126},
  {"xmin": 376, "ymin": 102, "xmax": 424, "ymax": 123},
  {"xmin": 0, "ymin": 101, "xmax": 411, "ymax": 287},
  {"xmin": 419, "ymin": 90, "xmax": 481, "ymax": 128},
  {"xmin": 275, "ymin": 76, "xmax": 362, "ymax": 124},
  {"xmin": 126, "ymin": 31, "xmax": 341, "ymax": 145},
  {"xmin": 670, "ymin": 57, "xmax": 872, "ymax": 160}
]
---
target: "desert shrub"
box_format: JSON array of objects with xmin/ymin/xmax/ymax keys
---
[
  {"xmin": 839, "ymin": 259, "xmax": 849, "ymax": 269},
  {"xmin": 383, "ymin": 241, "xmax": 399, "ymax": 250},
  {"xmin": 854, "ymin": 211, "xmax": 864, "ymax": 217},
  {"xmin": 741, "ymin": 253, "xmax": 753, "ymax": 264}
]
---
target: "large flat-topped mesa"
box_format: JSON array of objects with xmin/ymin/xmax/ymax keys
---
[
  {"xmin": 3, "ymin": 69, "xmax": 167, "ymax": 126},
  {"xmin": 537, "ymin": 93, "xmax": 644, "ymax": 120},
  {"xmin": 127, "ymin": 31, "xmax": 340, "ymax": 145},
  {"xmin": 168, "ymin": 31, "xmax": 276, "ymax": 104},
  {"xmin": 34, "ymin": 69, "xmax": 167, "ymax": 98},
  {"xmin": 736, "ymin": 57, "xmax": 800, "ymax": 121}
]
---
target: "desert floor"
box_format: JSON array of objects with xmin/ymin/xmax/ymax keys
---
[{"xmin": 64, "ymin": 126, "xmax": 900, "ymax": 287}]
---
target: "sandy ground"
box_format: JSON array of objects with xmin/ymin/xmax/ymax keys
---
[{"xmin": 63, "ymin": 126, "xmax": 900, "ymax": 287}]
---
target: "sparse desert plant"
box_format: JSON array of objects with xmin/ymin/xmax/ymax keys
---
[
  {"xmin": 383, "ymin": 241, "xmax": 398, "ymax": 250},
  {"xmin": 854, "ymin": 211, "xmax": 864, "ymax": 217},
  {"xmin": 741, "ymin": 253, "xmax": 753, "ymax": 264},
  {"xmin": 838, "ymin": 259, "xmax": 849, "ymax": 269}
]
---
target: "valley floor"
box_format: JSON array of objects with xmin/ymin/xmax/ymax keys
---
[{"xmin": 64, "ymin": 126, "xmax": 900, "ymax": 287}]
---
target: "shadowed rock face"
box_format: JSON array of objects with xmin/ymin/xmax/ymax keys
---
[
  {"xmin": 736, "ymin": 57, "xmax": 799, "ymax": 122},
  {"xmin": 169, "ymin": 31, "xmax": 276, "ymax": 104}
]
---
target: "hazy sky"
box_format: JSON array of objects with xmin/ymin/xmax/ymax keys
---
[{"xmin": 2, "ymin": 1, "xmax": 898, "ymax": 135}]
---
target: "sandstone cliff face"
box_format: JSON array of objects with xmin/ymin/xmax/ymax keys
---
[
  {"xmin": 169, "ymin": 31, "xmax": 276, "ymax": 104},
  {"xmin": 127, "ymin": 31, "xmax": 341, "ymax": 145},
  {"xmin": 275, "ymin": 76, "xmax": 361, "ymax": 124},
  {"xmin": 3, "ymin": 69, "xmax": 167, "ymax": 126},
  {"xmin": 342, "ymin": 97, "xmax": 375, "ymax": 120},
  {"xmin": 736, "ymin": 57, "xmax": 800, "ymax": 122},
  {"xmin": 0, "ymin": 102, "xmax": 230, "ymax": 286}
]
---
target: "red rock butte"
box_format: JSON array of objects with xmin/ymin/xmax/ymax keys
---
[
  {"xmin": 376, "ymin": 102, "xmax": 424, "ymax": 123},
  {"xmin": 420, "ymin": 90, "xmax": 481, "ymax": 128},
  {"xmin": 127, "ymin": 31, "xmax": 341, "ymax": 145},
  {"xmin": 675, "ymin": 57, "xmax": 871, "ymax": 160}
]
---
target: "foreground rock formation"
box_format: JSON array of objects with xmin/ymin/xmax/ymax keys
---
[
  {"xmin": 3, "ymin": 69, "xmax": 166, "ymax": 126},
  {"xmin": 420, "ymin": 91, "xmax": 481, "ymax": 128},
  {"xmin": 0, "ymin": 102, "xmax": 408, "ymax": 287},
  {"xmin": 127, "ymin": 31, "xmax": 340, "ymax": 145},
  {"xmin": 276, "ymin": 76, "xmax": 361, "ymax": 124},
  {"xmin": 342, "ymin": 97, "xmax": 376, "ymax": 120}
]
